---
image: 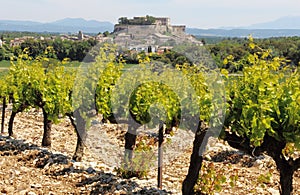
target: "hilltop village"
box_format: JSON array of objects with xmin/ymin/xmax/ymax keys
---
[{"xmin": 113, "ymin": 16, "xmax": 203, "ymax": 52}]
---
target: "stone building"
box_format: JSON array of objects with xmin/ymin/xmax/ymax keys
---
[
  {"xmin": 155, "ymin": 17, "xmax": 170, "ymax": 26},
  {"xmin": 113, "ymin": 16, "xmax": 203, "ymax": 49},
  {"xmin": 114, "ymin": 16, "xmax": 185, "ymax": 35},
  {"xmin": 78, "ymin": 31, "xmax": 84, "ymax": 40}
]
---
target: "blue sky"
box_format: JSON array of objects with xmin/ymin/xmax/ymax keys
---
[{"xmin": 1, "ymin": 0, "xmax": 299, "ymax": 28}]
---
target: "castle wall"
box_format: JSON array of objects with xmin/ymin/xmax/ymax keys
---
[
  {"xmin": 171, "ymin": 25, "xmax": 186, "ymax": 34},
  {"xmin": 114, "ymin": 24, "xmax": 169, "ymax": 35},
  {"xmin": 128, "ymin": 25, "xmax": 156, "ymax": 34},
  {"xmin": 155, "ymin": 17, "xmax": 170, "ymax": 26},
  {"xmin": 114, "ymin": 16, "xmax": 187, "ymax": 37}
]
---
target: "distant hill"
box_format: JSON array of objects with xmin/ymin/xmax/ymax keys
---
[
  {"xmin": 247, "ymin": 16, "xmax": 300, "ymax": 29},
  {"xmin": 187, "ymin": 16, "xmax": 300, "ymax": 38},
  {"xmin": 0, "ymin": 18, "xmax": 114, "ymax": 34},
  {"xmin": 1, "ymin": 16, "xmax": 300, "ymax": 38},
  {"xmin": 186, "ymin": 28, "xmax": 300, "ymax": 38}
]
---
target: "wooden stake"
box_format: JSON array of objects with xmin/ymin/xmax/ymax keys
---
[
  {"xmin": 157, "ymin": 122, "xmax": 164, "ymax": 189},
  {"xmin": 1, "ymin": 97, "xmax": 6, "ymax": 134}
]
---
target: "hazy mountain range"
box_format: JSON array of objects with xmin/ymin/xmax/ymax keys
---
[
  {"xmin": 187, "ymin": 16, "xmax": 300, "ymax": 38},
  {"xmin": 247, "ymin": 16, "xmax": 300, "ymax": 29},
  {"xmin": 1, "ymin": 16, "xmax": 300, "ymax": 38},
  {"xmin": 0, "ymin": 18, "xmax": 114, "ymax": 34},
  {"xmin": 186, "ymin": 28, "xmax": 300, "ymax": 38}
]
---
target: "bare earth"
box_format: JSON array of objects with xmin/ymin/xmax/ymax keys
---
[{"xmin": 0, "ymin": 108, "xmax": 299, "ymax": 195}]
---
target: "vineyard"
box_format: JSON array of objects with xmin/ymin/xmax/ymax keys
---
[{"xmin": 0, "ymin": 40, "xmax": 300, "ymax": 195}]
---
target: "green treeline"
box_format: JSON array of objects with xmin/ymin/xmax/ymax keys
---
[
  {"xmin": 206, "ymin": 36, "xmax": 300, "ymax": 72},
  {"xmin": 0, "ymin": 37, "xmax": 97, "ymax": 62},
  {"xmin": 1, "ymin": 34, "xmax": 300, "ymax": 71}
]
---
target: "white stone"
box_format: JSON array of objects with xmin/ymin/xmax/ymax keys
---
[{"xmin": 268, "ymin": 188, "xmax": 280, "ymax": 195}]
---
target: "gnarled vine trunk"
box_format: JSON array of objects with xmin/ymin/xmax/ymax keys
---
[
  {"xmin": 223, "ymin": 131, "xmax": 298, "ymax": 195},
  {"xmin": 124, "ymin": 121, "xmax": 138, "ymax": 167},
  {"xmin": 8, "ymin": 103, "xmax": 28, "ymax": 137},
  {"xmin": 8, "ymin": 110, "xmax": 17, "ymax": 137},
  {"xmin": 263, "ymin": 135, "xmax": 295, "ymax": 195},
  {"xmin": 73, "ymin": 125, "xmax": 85, "ymax": 162},
  {"xmin": 182, "ymin": 122, "xmax": 208, "ymax": 195},
  {"xmin": 271, "ymin": 147, "xmax": 296, "ymax": 195},
  {"xmin": 42, "ymin": 108, "xmax": 52, "ymax": 147},
  {"xmin": 278, "ymin": 160, "xmax": 294, "ymax": 195},
  {"xmin": 68, "ymin": 110, "xmax": 86, "ymax": 161}
]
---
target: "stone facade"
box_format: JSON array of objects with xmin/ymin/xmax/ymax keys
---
[
  {"xmin": 171, "ymin": 25, "xmax": 186, "ymax": 35},
  {"xmin": 114, "ymin": 17, "xmax": 185, "ymax": 36},
  {"xmin": 78, "ymin": 31, "xmax": 84, "ymax": 40},
  {"xmin": 155, "ymin": 17, "xmax": 171, "ymax": 26},
  {"xmin": 114, "ymin": 24, "xmax": 170, "ymax": 37}
]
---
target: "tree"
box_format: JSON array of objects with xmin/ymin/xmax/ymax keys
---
[
  {"xmin": 20, "ymin": 39, "xmax": 49, "ymax": 58},
  {"xmin": 103, "ymin": 31, "xmax": 110, "ymax": 37},
  {"xmin": 7, "ymin": 51, "xmax": 45, "ymax": 137},
  {"xmin": 118, "ymin": 17, "xmax": 129, "ymax": 25},
  {"xmin": 0, "ymin": 48, "xmax": 5, "ymax": 61},
  {"xmin": 201, "ymin": 39, "xmax": 206, "ymax": 45},
  {"xmin": 146, "ymin": 15, "xmax": 156, "ymax": 24},
  {"xmin": 223, "ymin": 46, "xmax": 300, "ymax": 195},
  {"xmin": 7, "ymin": 49, "xmax": 75, "ymax": 147},
  {"xmin": 70, "ymin": 44, "xmax": 122, "ymax": 160},
  {"xmin": 183, "ymin": 39, "xmax": 300, "ymax": 195}
]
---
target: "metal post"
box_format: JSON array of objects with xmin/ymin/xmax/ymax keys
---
[
  {"xmin": 157, "ymin": 122, "xmax": 164, "ymax": 189},
  {"xmin": 1, "ymin": 97, "xmax": 6, "ymax": 134}
]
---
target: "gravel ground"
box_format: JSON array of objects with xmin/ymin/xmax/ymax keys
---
[{"xmin": 0, "ymin": 108, "xmax": 299, "ymax": 194}]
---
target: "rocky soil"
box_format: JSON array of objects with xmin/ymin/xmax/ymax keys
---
[{"xmin": 0, "ymin": 108, "xmax": 299, "ymax": 195}]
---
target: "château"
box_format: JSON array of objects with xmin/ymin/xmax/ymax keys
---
[
  {"xmin": 114, "ymin": 16, "xmax": 186, "ymax": 35},
  {"xmin": 113, "ymin": 16, "xmax": 203, "ymax": 49}
]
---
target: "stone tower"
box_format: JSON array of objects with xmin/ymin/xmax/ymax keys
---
[{"xmin": 78, "ymin": 31, "xmax": 84, "ymax": 40}]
